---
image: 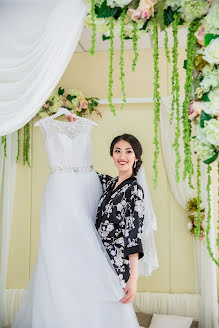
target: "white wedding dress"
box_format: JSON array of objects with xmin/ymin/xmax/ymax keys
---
[{"xmin": 11, "ymin": 108, "xmax": 140, "ymax": 328}]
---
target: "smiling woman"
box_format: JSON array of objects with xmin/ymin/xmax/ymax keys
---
[{"xmin": 95, "ymin": 134, "xmax": 145, "ymax": 304}]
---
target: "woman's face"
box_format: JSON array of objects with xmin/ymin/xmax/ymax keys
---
[{"xmin": 112, "ymin": 140, "xmax": 137, "ymax": 175}]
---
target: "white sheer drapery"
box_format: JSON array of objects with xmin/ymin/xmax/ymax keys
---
[
  {"xmin": 161, "ymin": 96, "xmax": 218, "ymax": 328},
  {"xmin": 0, "ymin": 133, "xmax": 17, "ymax": 328},
  {"xmin": 0, "ymin": 0, "xmax": 86, "ymax": 136}
]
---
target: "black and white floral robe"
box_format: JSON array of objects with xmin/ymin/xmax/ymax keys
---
[{"xmin": 95, "ymin": 173, "xmax": 145, "ymax": 289}]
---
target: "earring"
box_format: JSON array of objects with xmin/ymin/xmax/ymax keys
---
[{"xmin": 134, "ymin": 160, "xmax": 137, "ymax": 168}]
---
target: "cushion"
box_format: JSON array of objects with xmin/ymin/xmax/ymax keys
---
[
  {"xmin": 149, "ymin": 314, "xmax": 193, "ymax": 328},
  {"xmin": 135, "ymin": 312, "xmax": 199, "ymax": 328}
]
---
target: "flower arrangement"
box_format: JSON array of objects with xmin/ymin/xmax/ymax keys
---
[
  {"xmin": 186, "ymin": 197, "xmax": 205, "ymax": 240},
  {"xmin": 38, "ymin": 87, "xmax": 102, "ymax": 118}
]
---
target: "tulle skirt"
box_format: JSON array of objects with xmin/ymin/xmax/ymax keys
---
[{"xmin": 12, "ymin": 171, "xmax": 140, "ymax": 328}]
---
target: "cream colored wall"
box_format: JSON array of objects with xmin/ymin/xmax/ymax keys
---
[{"xmin": 7, "ymin": 48, "xmax": 197, "ymax": 294}]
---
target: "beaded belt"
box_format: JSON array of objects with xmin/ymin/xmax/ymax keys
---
[{"xmin": 50, "ymin": 165, "xmax": 94, "ymax": 174}]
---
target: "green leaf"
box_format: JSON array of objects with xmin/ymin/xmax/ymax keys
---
[
  {"xmin": 66, "ymin": 94, "xmax": 77, "ymax": 102},
  {"xmin": 164, "ymin": 7, "xmax": 174, "ymax": 26},
  {"xmin": 178, "ymin": 18, "xmax": 184, "ymax": 25},
  {"xmin": 129, "ymin": 0, "xmax": 139, "ymax": 10},
  {"xmin": 124, "ymin": 36, "xmax": 132, "ymax": 40},
  {"xmin": 202, "ymin": 92, "xmax": 210, "ymax": 102},
  {"xmin": 140, "ymin": 19, "xmax": 149, "ymax": 31},
  {"xmin": 200, "ymin": 110, "xmax": 213, "ymax": 128},
  {"xmin": 95, "ymin": 0, "xmax": 122, "ymax": 19},
  {"xmin": 102, "ymin": 34, "xmax": 111, "ymax": 41},
  {"xmin": 183, "ymin": 59, "xmax": 187, "ymax": 69},
  {"xmin": 203, "ymin": 152, "xmax": 218, "ymax": 164},
  {"xmin": 205, "ymin": 33, "xmax": 219, "ymax": 46},
  {"xmin": 58, "ymin": 87, "xmax": 65, "ymax": 95}
]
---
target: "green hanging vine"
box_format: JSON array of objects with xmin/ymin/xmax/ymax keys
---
[
  {"xmin": 22, "ymin": 123, "xmax": 31, "ymax": 167},
  {"xmin": 206, "ymin": 164, "xmax": 219, "ymax": 266},
  {"xmin": 164, "ymin": 28, "xmax": 171, "ymax": 63},
  {"xmin": 108, "ymin": 17, "xmax": 116, "ymax": 115},
  {"xmin": 152, "ymin": 15, "xmax": 160, "ymax": 189},
  {"xmin": 194, "ymin": 157, "xmax": 201, "ymax": 238},
  {"xmin": 120, "ymin": 9, "xmax": 126, "ymax": 109},
  {"xmin": 1, "ymin": 136, "xmax": 7, "ymax": 157},
  {"xmin": 132, "ymin": 21, "xmax": 139, "ymax": 72},
  {"xmin": 16, "ymin": 129, "xmax": 21, "ymax": 162},
  {"xmin": 171, "ymin": 13, "xmax": 181, "ymax": 183},
  {"xmin": 182, "ymin": 19, "xmax": 200, "ymax": 188},
  {"xmin": 90, "ymin": 0, "xmax": 96, "ymax": 55}
]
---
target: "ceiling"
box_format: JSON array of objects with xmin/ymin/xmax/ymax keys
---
[{"xmin": 75, "ymin": 26, "xmax": 187, "ymax": 52}]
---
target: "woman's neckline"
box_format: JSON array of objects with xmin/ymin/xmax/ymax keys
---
[{"xmin": 112, "ymin": 175, "xmax": 136, "ymax": 193}]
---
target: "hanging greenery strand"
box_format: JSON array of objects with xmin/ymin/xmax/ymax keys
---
[
  {"xmin": 206, "ymin": 164, "xmax": 219, "ymax": 266},
  {"xmin": 90, "ymin": 0, "xmax": 96, "ymax": 55},
  {"xmin": 164, "ymin": 28, "xmax": 171, "ymax": 63},
  {"xmin": 108, "ymin": 17, "xmax": 116, "ymax": 115},
  {"xmin": 120, "ymin": 9, "xmax": 126, "ymax": 109},
  {"xmin": 182, "ymin": 19, "xmax": 200, "ymax": 188},
  {"xmin": 171, "ymin": 13, "xmax": 181, "ymax": 183},
  {"xmin": 132, "ymin": 21, "xmax": 139, "ymax": 72},
  {"xmin": 23, "ymin": 124, "xmax": 26, "ymax": 165},
  {"xmin": 16, "ymin": 129, "xmax": 21, "ymax": 162},
  {"xmin": 25, "ymin": 122, "xmax": 31, "ymax": 167},
  {"xmin": 194, "ymin": 157, "xmax": 201, "ymax": 238},
  {"xmin": 1, "ymin": 136, "xmax": 7, "ymax": 157},
  {"xmin": 152, "ymin": 15, "xmax": 160, "ymax": 189}
]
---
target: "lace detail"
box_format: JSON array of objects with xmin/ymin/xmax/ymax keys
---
[
  {"xmin": 50, "ymin": 165, "xmax": 94, "ymax": 174},
  {"xmin": 39, "ymin": 117, "xmax": 92, "ymax": 138}
]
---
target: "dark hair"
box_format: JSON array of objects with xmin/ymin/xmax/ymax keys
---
[{"xmin": 110, "ymin": 134, "xmax": 143, "ymax": 176}]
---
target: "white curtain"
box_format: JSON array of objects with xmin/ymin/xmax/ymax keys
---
[
  {"xmin": 0, "ymin": 1, "xmax": 86, "ymax": 326},
  {"xmin": 0, "ymin": 132, "xmax": 17, "ymax": 328},
  {"xmin": 0, "ymin": 0, "xmax": 86, "ymax": 136},
  {"xmin": 161, "ymin": 96, "xmax": 218, "ymax": 328}
]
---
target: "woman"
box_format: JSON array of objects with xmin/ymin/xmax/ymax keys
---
[{"xmin": 65, "ymin": 114, "xmax": 145, "ymax": 305}]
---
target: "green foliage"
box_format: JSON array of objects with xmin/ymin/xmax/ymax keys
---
[
  {"xmin": 194, "ymin": 157, "xmax": 201, "ymax": 238},
  {"xmin": 132, "ymin": 22, "xmax": 139, "ymax": 72},
  {"xmin": 58, "ymin": 87, "xmax": 65, "ymax": 95},
  {"xmin": 171, "ymin": 13, "xmax": 181, "ymax": 183},
  {"xmin": 152, "ymin": 15, "xmax": 160, "ymax": 189},
  {"xmin": 120, "ymin": 9, "xmax": 126, "ymax": 109},
  {"xmin": 108, "ymin": 17, "xmax": 116, "ymax": 115},
  {"xmin": 182, "ymin": 19, "xmax": 200, "ymax": 188},
  {"xmin": 95, "ymin": 0, "xmax": 122, "ymax": 19},
  {"xmin": 90, "ymin": 0, "xmax": 97, "ymax": 55},
  {"xmin": 164, "ymin": 28, "xmax": 171, "ymax": 63},
  {"xmin": 1, "ymin": 136, "xmax": 7, "ymax": 157},
  {"xmin": 205, "ymin": 33, "xmax": 219, "ymax": 46},
  {"xmin": 206, "ymin": 164, "xmax": 219, "ymax": 266}
]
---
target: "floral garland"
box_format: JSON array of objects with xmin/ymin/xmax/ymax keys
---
[
  {"xmin": 186, "ymin": 197, "xmax": 205, "ymax": 240},
  {"xmin": 84, "ymin": 0, "xmax": 219, "ymax": 265}
]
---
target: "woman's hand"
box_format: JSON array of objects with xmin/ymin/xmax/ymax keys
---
[
  {"xmin": 64, "ymin": 110, "xmax": 77, "ymax": 122},
  {"xmin": 120, "ymin": 276, "xmax": 138, "ymax": 304}
]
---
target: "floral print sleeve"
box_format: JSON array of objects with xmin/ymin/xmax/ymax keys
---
[
  {"xmin": 96, "ymin": 172, "xmax": 114, "ymax": 192},
  {"xmin": 123, "ymin": 183, "xmax": 144, "ymax": 260}
]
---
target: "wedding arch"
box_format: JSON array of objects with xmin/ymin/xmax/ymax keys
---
[{"xmin": 0, "ymin": 0, "xmax": 218, "ymax": 327}]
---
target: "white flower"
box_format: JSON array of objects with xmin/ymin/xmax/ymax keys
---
[
  {"xmin": 106, "ymin": 223, "xmax": 114, "ymax": 232},
  {"xmin": 203, "ymin": 38, "xmax": 219, "ymax": 65},
  {"xmin": 203, "ymin": 119, "xmax": 219, "ymax": 146},
  {"xmin": 194, "ymin": 137, "xmax": 215, "ymax": 161},
  {"xmin": 166, "ymin": 0, "xmax": 209, "ymax": 22},
  {"xmin": 199, "ymin": 65, "xmax": 219, "ymax": 93},
  {"xmin": 202, "ymin": 87, "xmax": 219, "ymax": 116},
  {"xmin": 203, "ymin": 2, "xmax": 219, "ymax": 34}
]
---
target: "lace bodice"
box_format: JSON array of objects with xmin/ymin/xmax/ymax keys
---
[{"xmin": 35, "ymin": 116, "xmax": 95, "ymax": 172}]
